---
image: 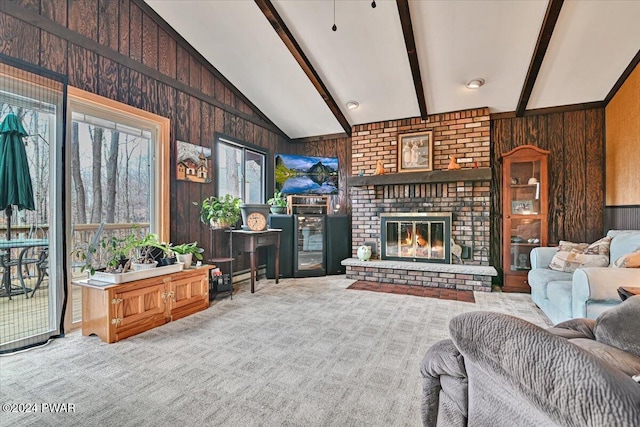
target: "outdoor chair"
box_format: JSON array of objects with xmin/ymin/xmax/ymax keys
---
[
  {"xmin": 29, "ymin": 248, "xmax": 49, "ymax": 298},
  {"xmin": 21, "ymin": 224, "xmax": 47, "ymax": 280},
  {"xmin": 0, "ymin": 250, "xmax": 29, "ymax": 299}
]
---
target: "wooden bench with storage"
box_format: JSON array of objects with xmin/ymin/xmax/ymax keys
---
[{"xmin": 74, "ymin": 265, "xmax": 213, "ymax": 343}]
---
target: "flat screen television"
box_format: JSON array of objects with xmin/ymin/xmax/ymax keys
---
[{"xmin": 275, "ymin": 154, "xmax": 338, "ymax": 195}]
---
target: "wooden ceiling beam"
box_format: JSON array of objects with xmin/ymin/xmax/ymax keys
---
[
  {"xmin": 516, "ymin": 0, "xmax": 564, "ymax": 117},
  {"xmin": 396, "ymin": 0, "xmax": 428, "ymax": 119},
  {"xmin": 254, "ymin": 0, "xmax": 352, "ymax": 136}
]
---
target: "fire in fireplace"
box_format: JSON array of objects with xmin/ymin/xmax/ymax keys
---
[{"xmin": 380, "ymin": 213, "xmax": 452, "ymax": 263}]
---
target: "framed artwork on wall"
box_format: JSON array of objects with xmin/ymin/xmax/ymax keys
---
[
  {"xmin": 176, "ymin": 140, "xmax": 212, "ymax": 183},
  {"xmin": 397, "ymin": 131, "xmax": 433, "ymax": 173}
]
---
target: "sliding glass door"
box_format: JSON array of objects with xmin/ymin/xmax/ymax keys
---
[{"xmin": 0, "ymin": 59, "xmax": 65, "ymax": 353}]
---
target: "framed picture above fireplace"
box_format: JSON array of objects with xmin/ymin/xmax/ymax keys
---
[{"xmin": 398, "ymin": 131, "xmax": 433, "ymax": 173}]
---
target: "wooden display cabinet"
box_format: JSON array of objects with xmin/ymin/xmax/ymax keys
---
[
  {"xmin": 501, "ymin": 145, "xmax": 549, "ymax": 293},
  {"xmin": 76, "ymin": 266, "xmax": 212, "ymax": 343}
]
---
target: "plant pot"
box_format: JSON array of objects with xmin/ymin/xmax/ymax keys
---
[
  {"xmin": 131, "ymin": 261, "xmax": 158, "ymax": 271},
  {"xmin": 157, "ymin": 256, "xmax": 176, "ymax": 266},
  {"xmin": 270, "ymin": 206, "xmax": 287, "ymax": 214},
  {"xmin": 210, "ymin": 219, "xmax": 234, "ymax": 229},
  {"xmin": 176, "ymin": 253, "xmax": 193, "ymax": 268}
]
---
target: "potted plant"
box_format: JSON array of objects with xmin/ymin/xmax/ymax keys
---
[
  {"xmin": 267, "ymin": 190, "xmax": 288, "ymax": 214},
  {"xmin": 170, "ymin": 241, "xmax": 204, "ymax": 268},
  {"xmin": 198, "ymin": 194, "xmax": 242, "ymax": 228},
  {"xmin": 71, "ymin": 233, "xmax": 139, "ymax": 275},
  {"xmin": 128, "ymin": 233, "xmax": 168, "ymax": 271}
]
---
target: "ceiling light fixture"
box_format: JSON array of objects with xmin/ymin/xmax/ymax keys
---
[
  {"xmin": 346, "ymin": 101, "xmax": 359, "ymax": 110},
  {"xmin": 466, "ymin": 78, "xmax": 485, "ymax": 89},
  {"xmin": 371, "ymin": 1, "xmax": 377, "ymax": 8}
]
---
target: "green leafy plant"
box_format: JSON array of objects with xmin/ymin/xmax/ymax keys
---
[
  {"xmin": 71, "ymin": 232, "xmax": 171, "ymax": 274},
  {"xmin": 71, "ymin": 240, "xmax": 101, "ymax": 275},
  {"xmin": 128, "ymin": 233, "xmax": 170, "ymax": 265},
  {"xmin": 267, "ymin": 190, "xmax": 288, "ymax": 207},
  {"xmin": 198, "ymin": 194, "xmax": 242, "ymax": 227},
  {"xmin": 170, "ymin": 241, "xmax": 204, "ymax": 260}
]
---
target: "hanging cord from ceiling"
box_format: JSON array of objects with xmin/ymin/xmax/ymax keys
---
[
  {"xmin": 332, "ymin": 0, "xmax": 377, "ymax": 32},
  {"xmin": 332, "ymin": 0, "xmax": 337, "ymax": 31}
]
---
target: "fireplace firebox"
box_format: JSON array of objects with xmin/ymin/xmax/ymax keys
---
[{"xmin": 380, "ymin": 213, "xmax": 452, "ymax": 263}]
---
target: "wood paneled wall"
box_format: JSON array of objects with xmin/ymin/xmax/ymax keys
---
[
  {"xmin": 606, "ymin": 62, "xmax": 640, "ymax": 206},
  {"xmin": 0, "ymin": 0, "xmax": 289, "ymax": 264},
  {"xmin": 491, "ymin": 109, "xmax": 606, "ymax": 273},
  {"xmin": 288, "ymin": 136, "xmax": 352, "ymax": 214}
]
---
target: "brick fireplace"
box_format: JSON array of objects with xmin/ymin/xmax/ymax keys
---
[{"xmin": 344, "ymin": 108, "xmax": 496, "ymax": 291}]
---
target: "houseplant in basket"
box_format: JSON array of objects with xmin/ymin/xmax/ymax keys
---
[
  {"xmin": 170, "ymin": 241, "xmax": 204, "ymax": 268},
  {"xmin": 267, "ymin": 190, "xmax": 288, "ymax": 214},
  {"xmin": 198, "ymin": 194, "xmax": 242, "ymax": 229}
]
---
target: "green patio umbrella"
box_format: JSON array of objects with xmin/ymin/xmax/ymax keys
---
[{"xmin": 0, "ymin": 113, "xmax": 35, "ymax": 242}]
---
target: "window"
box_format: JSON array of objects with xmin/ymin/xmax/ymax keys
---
[
  {"xmin": 68, "ymin": 88, "xmax": 170, "ymax": 242},
  {"xmin": 70, "ymin": 111, "xmax": 153, "ymax": 227},
  {"xmin": 67, "ymin": 88, "xmax": 169, "ymax": 325},
  {"xmin": 216, "ymin": 137, "xmax": 266, "ymax": 203}
]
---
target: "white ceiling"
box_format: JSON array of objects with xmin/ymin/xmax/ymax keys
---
[{"xmin": 146, "ymin": 0, "xmax": 640, "ymax": 139}]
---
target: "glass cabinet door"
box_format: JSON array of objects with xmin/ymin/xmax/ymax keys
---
[
  {"xmin": 296, "ymin": 215, "xmax": 324, "ymax": 272},
  {"xmin": 509, "ymin": 159, "xmax": 541, "ymax": 216},
  {"xmin": 507, "ymin": 159, "xmax": 543, "ymax": 272},
  {"xmin": 509, "ymin": 218, "xmax": 541, "ymax": 272}
]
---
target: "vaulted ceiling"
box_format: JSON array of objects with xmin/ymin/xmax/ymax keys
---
[{"xmin": 146, "ymin": 0, "xmax": 640, "ymax": 140}]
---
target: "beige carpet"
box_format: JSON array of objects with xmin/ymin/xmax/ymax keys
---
[{"xmin": 0, "ymin": 276, "xmax": 550, "ymax": 426}]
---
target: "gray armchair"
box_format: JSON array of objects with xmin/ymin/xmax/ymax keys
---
[{"xmin": 421, "ymin": 296, "xmax": 640, "ymax": 426}]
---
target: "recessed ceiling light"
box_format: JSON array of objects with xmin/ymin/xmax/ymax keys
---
[
  {"xmin": 346, "ymin": 101, "xmax": 359, "ymax": 110},
  {"xmin": 466, "ymin": 79, "xmax": 485, "ymax": 89}
]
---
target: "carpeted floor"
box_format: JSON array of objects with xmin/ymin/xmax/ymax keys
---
[{"xmin": 0, "ymin": 276, "xmax": 551, "ymax": 426}]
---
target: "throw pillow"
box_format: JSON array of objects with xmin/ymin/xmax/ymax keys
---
[
  {"xmin": 594, "ymin": 295, "xmax": 640, "ymax": 358},
  {"xmin": 613, "ymin": 248, "xmax": 640, "ymax": 268},
  {"xmin": 548, "ymin": 236, "xmax": 611, "ymax": 273}
]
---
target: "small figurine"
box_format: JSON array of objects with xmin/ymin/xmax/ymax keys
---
[
  {"xmin": 447, "ymin": 155, "xmax": 461, "ymax": 170},
  {"xmin": 374, "ymin": 159, "xmax": 386, "ymax": 175}
]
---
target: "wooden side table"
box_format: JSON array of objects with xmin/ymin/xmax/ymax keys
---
[
  {"xmin": 617, "ymin": 286, "xmax": 640, "ymax": 301},
  {"xmin": 232, "ymin": 229, "xmax": 281, "ymax": 293}
]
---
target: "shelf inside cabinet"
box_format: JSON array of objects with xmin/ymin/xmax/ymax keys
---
[
  {"xmin": 511, "ymin": 184, "xmax": 539, "ymax": 188},
  {"xmin": 287, "ymin": 195, "xmax": 330, "ymax": 215}
]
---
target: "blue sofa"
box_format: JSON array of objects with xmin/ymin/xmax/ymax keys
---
[{"xmin": 528, "ymin": 230, "xmax": 640, "ymax": 324}]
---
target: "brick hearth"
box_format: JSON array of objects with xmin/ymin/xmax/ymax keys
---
[{"xmin": 342, "ymin": 259, "xmax": 496, "ymax": 292}]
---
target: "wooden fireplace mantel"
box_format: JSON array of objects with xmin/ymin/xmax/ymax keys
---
[{"xmin": 346, "ymin": 168, "xmax": 491, "ymax": 187}]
